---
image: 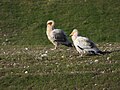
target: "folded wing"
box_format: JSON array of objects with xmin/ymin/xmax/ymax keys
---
[
  {"xmin": 75, "ymin": 36, "xmax": 102, "ymax": 54},
  {"xmin": 51, "ymin": 29, "xmax": 72, "ymax": 47}
]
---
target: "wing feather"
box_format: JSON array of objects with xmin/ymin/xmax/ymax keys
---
[
  {"xmin": 75, "ymin": 36, "xmax": 97, "ymax": 49},
  {"xmin": 50, "ymin": 29, "xmax": 67, "ymax": 42}
]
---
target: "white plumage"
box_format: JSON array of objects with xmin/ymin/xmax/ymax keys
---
[
  {"xmin": 46, "ymin": 20, "xmax": 72, "ymax": 50},
  {"xmin": 70, "ymin": 29, "xmax": 103, "ymax": 55}
]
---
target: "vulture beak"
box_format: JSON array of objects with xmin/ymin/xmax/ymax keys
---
[{"xmin": 70, "ymin": 32, "xmax": 74, "ymax": 36}]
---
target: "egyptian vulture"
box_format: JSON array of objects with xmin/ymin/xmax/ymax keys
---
[
  {"xmin": 70, "ymin": 29, "xmax": 103, "ymax": 56},
  {"xmin": 46, "ymin": 20, "xmax": 72, "ymax": 50}
]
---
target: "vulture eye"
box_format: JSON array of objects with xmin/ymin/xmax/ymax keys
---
[{"xmin": 48, "ymin": 22, "xmax": 52, "ymax": 25}]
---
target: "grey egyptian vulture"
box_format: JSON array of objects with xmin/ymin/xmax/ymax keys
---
[
  {"xmin": 46, "ymin": 20, "xmax": 72, "ymax": 50},
  {"xmin": 70, "ymin": 29, "xmax": 103, "ymax": 56}
]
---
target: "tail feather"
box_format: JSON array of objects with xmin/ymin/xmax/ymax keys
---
[
  {"xmin": 97, "ymin": 51, "xmax": 104, "ymax": 55},
  {"xmin": 97, "ymin": 51, "xmax": 111, "ymax": 55},
  {"xmin": 87, "ymin": 50, "xmax": 111, "ymax": 55}
]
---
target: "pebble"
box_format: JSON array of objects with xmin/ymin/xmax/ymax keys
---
[{"xmin": 25, "ymin": 71, "xmax": 28, "ymax": 74}]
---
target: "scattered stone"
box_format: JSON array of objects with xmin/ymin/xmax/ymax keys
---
[
  {"xmin": 25, "ymin": 71, "xmax": 28, "ymax": 74},
  {"xmin": 94, "ymin": 59, "xmax": 99, "ymax": 63},
  {"xmin": 107, "ymin": 57, "xmax": 110, "ymax": 60},
  {"xmin": 41, "ymin": 54, "xmax": 47, "ymax": 57},
  {"xmin": 61, "ymin": 55, "xmax": 64, "ymax": 58},
  {"xmin": 25, "ymin": 48, "xmax": 28, "ymax": 50},
  {"xmin": 5, "ymin": 39, "xmax": 9, "ymax": 42},
  {"xmin": 45, "ymin": 50, "xmax": 48, "ymax": 54},
  {"xmin": 94, "ymin": 84, "xmax": 97, "ymax": 86}
]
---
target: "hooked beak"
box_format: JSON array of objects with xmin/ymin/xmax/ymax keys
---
[{"xmin": 69, "ymin": 32, "xmax": 74, "ymax": 36}]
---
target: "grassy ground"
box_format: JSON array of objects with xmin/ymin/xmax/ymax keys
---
[
  {"xmin": 0, "ymin": 0, "xmax": 120, "ymax": 90},
  {"xmin": 0, "ymin": 0, "xmax": 120, "ymax": 45},
  {"xmin": 0, "ymin": 43, "xmax": 120, "ymax": 90}
]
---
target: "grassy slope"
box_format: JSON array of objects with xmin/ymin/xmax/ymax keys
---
[
  {"xmin": 0, "ymin": 43, "xmax": 120, "ymax": 90},
  {"xmin": 0, "ymin": 0, "xmax": 120, "ymax": 45},
  {"xmin": 0, "ymin": 0, "xmax": 120, "ymax": 90}
]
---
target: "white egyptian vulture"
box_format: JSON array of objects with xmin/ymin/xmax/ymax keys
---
[
  {"xmin": 46, "ymin": 20, "xmax": 72, "ymax": 50},
  {"xmin": 70, "ymin": 29, "xmax": 103, "ymax": 55}
]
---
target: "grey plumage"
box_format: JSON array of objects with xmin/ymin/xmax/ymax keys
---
[
  {"xmin": 46, "ymin": 20, "xmax": 72, "ymax": 49},
  {"xmin": 51, "ymin": 29, "xmax": 67, "ymax": 42},
  {"xmin": 70, "ymin": 29, "xmax": 103, "ymax": 55}
]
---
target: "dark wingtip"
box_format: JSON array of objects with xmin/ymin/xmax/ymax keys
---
[{"xmin": 97, "ymin": 51, "xmax": 112, "ymax": 55}]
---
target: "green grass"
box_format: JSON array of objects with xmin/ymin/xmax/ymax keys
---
[
  {"xmin": 0, "ymin": 43, "xmax": 120, "ymax": 90},
  {"xmin": 0, "ymin": 0, "xmax": 120, "ymax": 45},
  {"xmin": 0, "ymin": 0, "xmax": 120, "ymax": 90}
]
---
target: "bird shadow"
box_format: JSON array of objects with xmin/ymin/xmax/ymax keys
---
[
  {"xmin": 109, "ymin": 49, "xmax": 120, "ymax": 53},
  {"xmin": 100, "ymin": 49, "xmax": 120, "ymax": 55}
]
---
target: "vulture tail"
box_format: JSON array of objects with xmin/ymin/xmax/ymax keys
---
[{"xmin": 97, "ymin": 50, "xmax": 111, "ymax": 55}]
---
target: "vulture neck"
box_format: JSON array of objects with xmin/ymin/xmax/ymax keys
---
[
  {"xmin": 46, "ymin": 25, "xmax": 54, "ymax": 36},
  {"xmin": 72, "ymin": 33, "xmax": 78, "ymax": 41}
]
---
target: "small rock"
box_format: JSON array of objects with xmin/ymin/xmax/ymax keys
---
[
  {"xmin": 71, "ymin": 71, "xmax": 74, "ymax": 74},
  {"xmin": 25, "ymin": 71, "xmax": 28, "ymax": 74},
  {"xmin": 45, "ymin": 50, "xmax": 48, "ymax": 54},
  {"xmin": 41, "ymin": 54, "xmax": 47, "ymax": 57},
  {"xmin": 25, "ymin": 48, "xmax": 28, "ymax": 50},
  {"xmin": 4, "ymin": 34, "xmax": 6, "ymax": 36},
  {"xmin": 94, "ymin": 84, "xmax": 97, "ymax": 86},
  {"xmin": 109, "ymin": 44, "xmax": 112, "ymax": 46},
  {"xmin": 61, "ymin": 56, "xmax": 64, "ymax": 58},
  {"xmin": 94, "ymin": 59, "xmax": 99, "ymax": 63},
  {"xmin": 66, "ymin": 64, "xmax": 70, "ymax": 67},
  {"xmin": 107, "ymin": 57, "xmax": 110, "ymax": 60},
  {"xmin": 5, "ymin": 39, "xmax": 9, "ymax": 42},
  {"xmin": 13, "ymin": 63, "xmax": 16, "ymax": 66},
  {"xmin": 101, "ymin": 71, "xmax": 105, "ymax": 74}
]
